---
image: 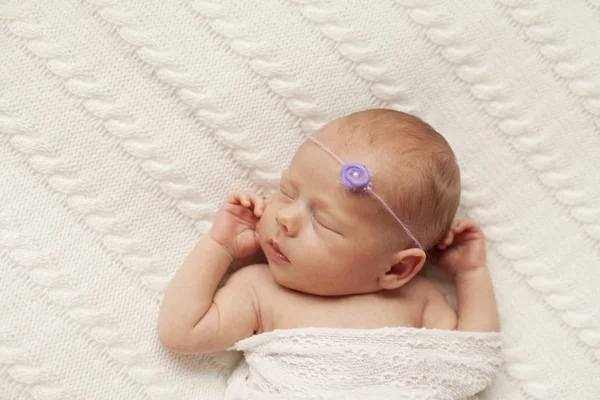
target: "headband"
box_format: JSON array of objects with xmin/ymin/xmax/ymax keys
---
[{"xmin": 307, "ymin": 136, "xmax": 422, "ymax": 249}]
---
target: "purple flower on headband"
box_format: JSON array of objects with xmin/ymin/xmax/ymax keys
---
[{"xmin": 340, "ymin": 163, "xmax": 370, "ymax": 191}]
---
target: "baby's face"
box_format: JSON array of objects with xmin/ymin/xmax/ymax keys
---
[{"xmin": 258, "ymin": 122, "xmax": 399, "ymax": 296}]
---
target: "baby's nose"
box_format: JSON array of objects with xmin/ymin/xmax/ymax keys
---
[{"xmin": 276, "ymin": 207, "xmax": 301, "ymax": 237}]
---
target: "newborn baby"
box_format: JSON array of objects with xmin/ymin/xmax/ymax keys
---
[{"xmin": 158, "ymin": 109, "xmax": 501, "ymax": 399}]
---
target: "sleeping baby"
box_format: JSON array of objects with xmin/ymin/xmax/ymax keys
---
[{"xmin": 158, "ymin": 109, "xmax": 502, "ymax": 399}]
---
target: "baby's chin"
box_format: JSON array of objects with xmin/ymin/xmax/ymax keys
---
[
  {"xmin": 265, "ymin": 259, "xmax": 301, "ymax": 291},
  {"xmin": 267, "ymin": 258, "xmax": 297, "ymax": 290},
  {"xmin": 267, "ymin": 266, "xmax": 353, "ymax": 296}
]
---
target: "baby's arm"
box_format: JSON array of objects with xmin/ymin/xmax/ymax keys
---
[
  {"xmin": 157, "ymin": 192, "xmax": 265, "ymax": 353},
  {"xmin": 454, "ymin": 263, "xmax": 499, "ymax": 332},
  {"xmin": 436, "ymin": 220, "xmax": 500, "ymax": 332}
]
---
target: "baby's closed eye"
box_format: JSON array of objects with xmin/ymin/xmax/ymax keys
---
[
  {"xmin": 312, "ymin": 213, "xmax": 341, "ymax": 235},
  {"xmin": 278, "ymin": 185, "xmax": 296, "ymax": 201}
]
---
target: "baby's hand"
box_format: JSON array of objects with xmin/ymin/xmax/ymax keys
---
[
  {"xmin": 209, "ymin": 192, "xmax": 265, "ymax": 259},
  {"xmin": 436, "ymin": 220, "xmax": 486, "ymax": 275}
]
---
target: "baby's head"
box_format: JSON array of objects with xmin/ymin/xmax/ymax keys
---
[{"xmin": 258, "ymin": 109, "xmax": 461, "ymax": 296}]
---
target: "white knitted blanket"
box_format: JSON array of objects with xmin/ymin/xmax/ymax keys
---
[
  {"xmin": 1, "ymin": 1, "xmax": 599, "ymax": 399},
  {"xmin": 226, "ymin": 328, "xmax": 503, "ymax": 400}
]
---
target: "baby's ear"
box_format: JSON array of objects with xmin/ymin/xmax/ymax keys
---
[{"xmin": 378, "ymin": 248, "xmax": 427, "ymax": 290}]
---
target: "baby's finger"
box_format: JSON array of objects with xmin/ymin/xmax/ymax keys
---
[
  {"xmin": 437, "ymin": 231, "xmax": 454, "ymax": 249},
  {"xmin": 452, "ymin": 221, "xmax": 466, "ymax": 232},
  {"xmin": 227, "ymin": 191, "xmax": 246, "ymax": 205},
  {"xmin": 228, "ymin": 192, "xmax": 265, "ymax": 214},
  {"xmin": 452, "ymin": 220, "xmax": 474, "ymax": 234},
  {"xmin": 237, "ymin": 193, "xmax": 253, "ymax": 208},
  {"xmin": 241, "ymin": 193, "xmax": 252, "ymax": 208},
  {"xmin": 252, "ymin": 197, "xmax": 266, "ymax": 217},
  {"xmin": 242, "ymin": 193, "xmax": 263, "ymax": 214},
  {"xmin": 441, "ymin": 236, "xmax": 453, "ymax": 249}
]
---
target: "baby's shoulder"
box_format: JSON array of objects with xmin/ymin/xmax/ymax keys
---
[
  {"xmin": 406, "ymin": 276, "xmax": 457, "ymax": 330},
  {"xmin": 229, "ymin": 264, "xmax": 286, "ymax": 301},
  {"xmin": 230, "ymin": 263, "xmax": 274, "ymax": 287},
  {"xmin": 401, "ymin": 275, "xmax": 441, "ymax": 300}
]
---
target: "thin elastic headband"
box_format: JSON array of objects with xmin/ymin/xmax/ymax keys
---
[{"xmin": 307, "ymin": 136, "xmax": 422, "ymax": 250}]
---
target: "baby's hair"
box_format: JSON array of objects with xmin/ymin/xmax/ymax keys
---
[{"xmin": 336, "ymin": 109, "xmax": 461, "ymax": 250}]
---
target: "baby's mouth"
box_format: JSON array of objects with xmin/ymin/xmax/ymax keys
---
[{"xmin": 270, "ymin": 239, "xmax": 290, "ymax": 263}]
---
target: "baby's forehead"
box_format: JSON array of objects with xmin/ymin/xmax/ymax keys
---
[
  {"xmin": 289, "ymin": 139, "xmax": 379, "ymax": 178},
  {"xmin": 285, "ymin": 140, "xmax": 392, "ymax": 218}
]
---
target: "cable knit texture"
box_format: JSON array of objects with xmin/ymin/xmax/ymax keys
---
[
  {"xmin": 226, "ymin": 328, "xmax": 502, "ymax": 399},
  {"xmin": 1, "ymin": 0, "xmax": 599, "ymax": 399}
]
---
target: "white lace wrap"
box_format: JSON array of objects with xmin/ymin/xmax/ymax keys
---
[{"xmin": 225, "ymin": 327, "xmax": 502, "ymax": 399}]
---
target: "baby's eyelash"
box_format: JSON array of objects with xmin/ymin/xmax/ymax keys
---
[
  {"xmin": 312, "ymin": 214, "xmax": 339, "ymax": 235},
  {"xmin": 279, "ymin": 187, "xmax": 294, "ymax": 199},
  {"xmin": 311, "ymin": 213, "xmax": 322, "ymax": 226}
]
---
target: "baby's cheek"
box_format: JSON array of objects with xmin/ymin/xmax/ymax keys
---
[
  {"xmin": 257, "ymin": 211, "xmax": 273, "ymax": 237},
  {"xmin": 257, "ymin": 217, "xmax": 266, "ymax": 237}
]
